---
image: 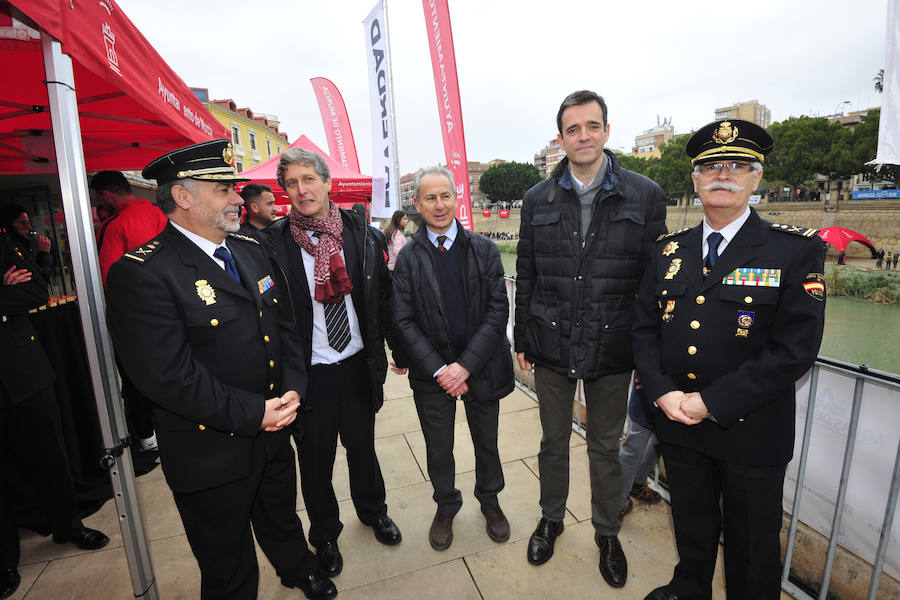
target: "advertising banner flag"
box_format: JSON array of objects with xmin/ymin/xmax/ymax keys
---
[
  {"xmin": 499, "ymin": 209, "xmax": 510, "ymax": 218},
  {"xmin": 421, "ymin": 0, "xmax": 473, "ymax": 230},
  {"xmin": 868, "ymin": 0, "xmax": 900, "ymax": 168},
  {"xmin": 363, "ymin": 0, "xmax": 399, "ymax": 218},
  {"xmin": 310, "ymin": 77, "xmax": 360, "ymax": 172}
]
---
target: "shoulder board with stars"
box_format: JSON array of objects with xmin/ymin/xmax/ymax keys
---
[
  {"xmin": 123, "ymin": 239, "xmax": 162, "ymax": 263},
  {"xmin": 656, "ymin": 227, "xmax": 690, "ymax": 242},
  {"xmin": 228, "ymin": 233, "xmax": 260, "ymax": 245},
  {"xmin": 769, "ymin": 223, "xmax": 819, "ymax": 238}
]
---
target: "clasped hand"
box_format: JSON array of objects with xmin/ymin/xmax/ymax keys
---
[
  {"xmin": 436, "ymin": 362, "xmax": 469, "ymax": 397},
  {"xmin": 260, "ymin": 390, "xmax": 301, "ymax": 431},
  {"xmin": 655, "ymin": 390, "xmax": 708, "ymax": 426}
]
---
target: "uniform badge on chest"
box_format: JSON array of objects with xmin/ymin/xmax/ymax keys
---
[
  {"xmin": 664, "ymin": 258, "xmax": 682, "ymax": 280},
  {"xmin": 736, "ymin": 310, "xmax": 754, "ymax": 337},
  {"xmin": 662, "ymin": 300, "xmax": 676, "ymax": 323},
  {"xmin": 195, "ymin": 279, "xmax": 216, "ymax": 305}
]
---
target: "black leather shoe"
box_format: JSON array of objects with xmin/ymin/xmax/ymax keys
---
[
  {"xmin": 371, "ymin": 515, "xmax": 402, "ymax": 545},
  {"xmin": 282, "ymin": 570, "xmax": 337, "ymax": 600},
  {"xmin": 316, "ymin": 541, "xmax": 343, "ymax": 576},
  {"xmin": 644, "ymin": 585, "xmax": 681, "ymax": 600},
  {"xmin": 526, "ymin": 518, "xmax": 564, "ymax": 565},
  {"xmin": 52, "ymin": 527, "xmax": 110, "ymax": 550},
  {"xmin": 1, "ymin": 568, "xmax": 20, "ymax": 600},
  {"xmin": 597, "ymin": 534, "xmax": 627, "ymax": 588}
]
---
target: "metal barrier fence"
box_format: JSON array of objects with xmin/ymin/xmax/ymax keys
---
[{"xmin": 504, "ymin": 276, "xmax": 900, "ymax": 598}]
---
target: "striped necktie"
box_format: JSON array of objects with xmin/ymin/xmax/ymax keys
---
[{"xmin": 703, "ymin": 232, "xmax": 723, "ymax": 277}]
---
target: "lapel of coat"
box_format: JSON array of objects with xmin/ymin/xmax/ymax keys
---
[
  {"xmin": 699, "ymin": 209, "xmax": 765, "ymax": 293},
  {"xmin": 672, "ymin": 225, "xmax": 704, "ymax": 293},
  {"xmin": 228, "ymin": 239, "xmax": 263, "ymax": 307}
]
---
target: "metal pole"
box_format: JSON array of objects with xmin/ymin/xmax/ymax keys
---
[
  {"xmin": 818, "ymin": 377, "xmax": 865, "ymax": 599},
  {"xmin": 41, "ymin": 34, "xmax": 158, "ymax": 599},
  {"xmin": 782, "ymin": 367, "xmax": 820, "ymax": 587},
  {"xmin": 382, "ymin": 0, "xmax": 402, "ymax": 208},
  {"xmin": 866, "ymin": 438, "xmax": 900, "ymax": 600}
]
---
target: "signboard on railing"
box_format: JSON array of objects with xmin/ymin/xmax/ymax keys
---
[
  {"xmin": 852, "ymin": 189, "xmax": 900, "ymax": 199},
  {"xmin": 785, "ymin": 367, "xmax": 900, "ymax": 580}
]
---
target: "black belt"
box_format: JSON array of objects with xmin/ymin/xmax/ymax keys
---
[{"xmin": 310, "ymin": 350, "xmax": 366, "ymax": 370}]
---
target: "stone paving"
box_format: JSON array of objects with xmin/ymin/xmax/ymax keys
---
[{"xmin": 10, "ymin": 369, "xmax": 766, "ymax": 599}]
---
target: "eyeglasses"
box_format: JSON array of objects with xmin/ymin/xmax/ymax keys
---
[
  {"xmin": 13, "ymin": 218, "xmax": 30, "ymax": 226},
  {"xmin": 698, "ymin": 162, "xmax": 754, "ymax": 175}
]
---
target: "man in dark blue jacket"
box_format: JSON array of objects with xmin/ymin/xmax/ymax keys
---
[{"xmin": 392, "ymin": 166, "xmax": 514, "ymax": 551}]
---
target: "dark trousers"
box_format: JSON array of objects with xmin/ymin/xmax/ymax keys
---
[
  {"xmin": 534, "ymin": 367, "xmax": 629, "ymax": 535},
  {"xmin": 294, "ymin": 353, "xmax": 387, "ymax": 547},
  {"xmin": 661, "ymin": 442, "xmax": 786, "ymax": 600},
  {"xmin": 173, "ymin": 439, "xmax": 316, "ymax": 600},
  {"xmin": 414, "ymin": 391, "xmax": 504, "ymax": 516},
  {"xmin": 0, "ymin": 386, "xmax": 79, "ymax": 570}
]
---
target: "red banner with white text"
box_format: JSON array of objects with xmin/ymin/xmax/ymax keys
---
[
  {"xmin": 310, "ymin": 77, "xmax": 360, "ymax": 172},
  {"xmin": 421, "ymin": 0, "xmax": 472, "ymax": 230}
]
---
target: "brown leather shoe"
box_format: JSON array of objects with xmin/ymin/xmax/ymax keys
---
[
  {"xmin": 481, "ymin": 504, "xmax": 510, "ymax": 542},
  {"xmin": 618, "ymin": 496, "xmax": 634, "ymax": 521},
  {"xmin": 429, "ymin": 512, "xmax": 454, "ymax": 551},
  {"xmin": 630, "ymin": 482, "xmax": 662, "ymax": 504}
]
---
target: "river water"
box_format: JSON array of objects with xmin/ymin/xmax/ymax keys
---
[{"xmin": 499, "ymin": 252, "xmax": 900, "ymax": 374}]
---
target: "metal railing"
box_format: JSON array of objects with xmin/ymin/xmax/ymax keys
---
[{"xmin": 504, "ymin": 276, "xmax": 900, "ymax": 598}]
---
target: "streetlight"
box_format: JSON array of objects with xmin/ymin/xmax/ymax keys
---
[{"xmin": 834, "ymin": 100, "xmax": 850, "ymax": 116}]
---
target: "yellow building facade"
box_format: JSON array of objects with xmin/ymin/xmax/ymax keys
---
[{"xmin": 192, "ymin": 88, "xmax": 289, "ymax": 172}]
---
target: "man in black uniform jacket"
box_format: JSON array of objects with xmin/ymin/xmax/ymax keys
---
[
  {"xmin": 106, "ymin": 140, "xmax": 335, "ymax": 600},
  {"xmin": 0, "ymin": 234, "xmax": 109, "ymax": 600},
  {"xmin": 632, "ymin": 120, "xmax": 826, "ymax": 600},
  {"xmin": 265, "ymin": 147, "xmax": 402, "ymax": 578}
]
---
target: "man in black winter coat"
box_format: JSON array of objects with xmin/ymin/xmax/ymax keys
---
[
  {"xmin": 514, "ymin": 90, "xmax": 667, "ymax": 589},
  {"xmin": 391, "ymin": 166, "xmax": 514, "ymax": 551},
  {"xmin": 264, "ymin": 147, "xmax": 403, "ymax": 579}
]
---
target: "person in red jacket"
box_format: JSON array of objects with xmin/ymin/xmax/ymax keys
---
[
  {"xmin": 92, "ymin": 171, "xmax": 168, "ymax": 452},
  {"xmin": 93, "ymin": 171, "xmax": 168, "ymax": 288}
]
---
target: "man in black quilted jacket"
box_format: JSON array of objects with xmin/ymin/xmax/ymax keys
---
[{"xmin": 514, "ymin": 90, "xmax": 667, "ymax": 589}]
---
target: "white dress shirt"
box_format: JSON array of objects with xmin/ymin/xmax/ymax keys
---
[
  {"xmin": 300, "ymin": 232, "xmax": 364, "ymax": 366},
  {"xmin": 702, "ymin": 206, "xmax": 750, "ymax": 261}
]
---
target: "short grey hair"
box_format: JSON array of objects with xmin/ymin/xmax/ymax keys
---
[
  {"xmin": 156, "ymin": 178, "xmax": 198, "ymax": 214},
  {"xmin": 276, "ymin": 147, "xmax": 330, "ymax": 189},
  {"xmin": 693, "ymin": 161, "xmax": 763, "ymax": 175},
  {"xmin": 413, "ymin": 166, "xmax": 455, "ymax": 199}
]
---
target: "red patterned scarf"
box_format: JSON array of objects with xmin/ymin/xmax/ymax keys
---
[{"xmin": 289, "ymin": 202, "xmax": 353, "ymax": 303}]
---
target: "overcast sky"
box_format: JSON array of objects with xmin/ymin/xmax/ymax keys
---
[{"xmin": 118, "ymin": 0, "xmax": 887, "ymax": 175}]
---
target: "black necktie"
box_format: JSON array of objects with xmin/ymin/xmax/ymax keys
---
[
  {"xmin": 437, "ymin": 235, "xmax": 448, "ymax": 252},
  {"xmin": 704, "ymin": 232, "xmax": 723, "ymax": 277},
  {"xmin": 324, "ymin": 300, "xmax": 351, "ymax": 352},
  {"xmin": 214, "ymin": 246, "xmax": 241, "ymax": 284}
]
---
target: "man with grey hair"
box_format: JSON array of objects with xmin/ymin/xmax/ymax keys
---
[
  {"xmin": 633, "ymin": 119, "xmax": 826, "ymax": 600},
  {"xmin": 515, "ymin": 90, "xmax": 667, "ymax": 588},
  {"xmin": 266, "ymin": 146, "xmax": 402, "ymax": 578},
  {"xmin": 107, "ymin": 139, "xmax": 335, "ymax": 599},
  {"xmin": 391, "ymin": 166, "xmax": 514, "ymax": 550}
]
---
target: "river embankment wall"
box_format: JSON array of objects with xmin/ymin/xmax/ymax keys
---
[{"xmin": 470, "ymin": 199, "xmax": 900, "ymax": 259}]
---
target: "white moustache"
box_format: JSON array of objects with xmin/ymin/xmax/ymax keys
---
[{"xmin": 702, "ymin": 181, "xmax": 745, "ymax": 192}]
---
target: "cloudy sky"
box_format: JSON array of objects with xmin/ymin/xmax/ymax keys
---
[{"xmin": 117, "ymin": 0, "xmax": 887, "ymax": 174}]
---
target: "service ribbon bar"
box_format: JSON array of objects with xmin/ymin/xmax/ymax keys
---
[{"xmin": 723, "ymin": 268, "xmax": 782, "ymax": 287}]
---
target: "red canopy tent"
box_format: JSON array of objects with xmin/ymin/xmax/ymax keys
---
[
  {"xmin": 0, "ymin": 1, "xmax": 228, "ymax": 173},
  {"xmin": 817, "ymin": 226, "xmax": 878, "ymax": 257},
  {"xmin": 1, "ymin": 3, "xmax": 234, "ymax": 597},
  {"xmin": 236, "ymin": 135, "xmax": 373, "ymax": 214}
]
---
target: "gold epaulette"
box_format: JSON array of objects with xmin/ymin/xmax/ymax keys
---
[
  {"xmin": 656, "ymin": 228, "xmax": 690, "ymax": 242},
  {"xmin": 123, "ymin": 239, "xmax": 162, "ymax": 263},
  {"xmin": 228, "ymin": 233, "xmax": 260, "ymax": 245},
  {"xmin": 770, "ymin": 223, "xmax": 819, "ymax": 238}
]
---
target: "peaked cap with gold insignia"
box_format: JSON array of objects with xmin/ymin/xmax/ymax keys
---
[
  {"xmin": 142, "ymin": 139, "xmax": 250, "ymax": 186},
  {"xmin": 686, "ymin": 119, "xmax": 774, "ymax": 165}
]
